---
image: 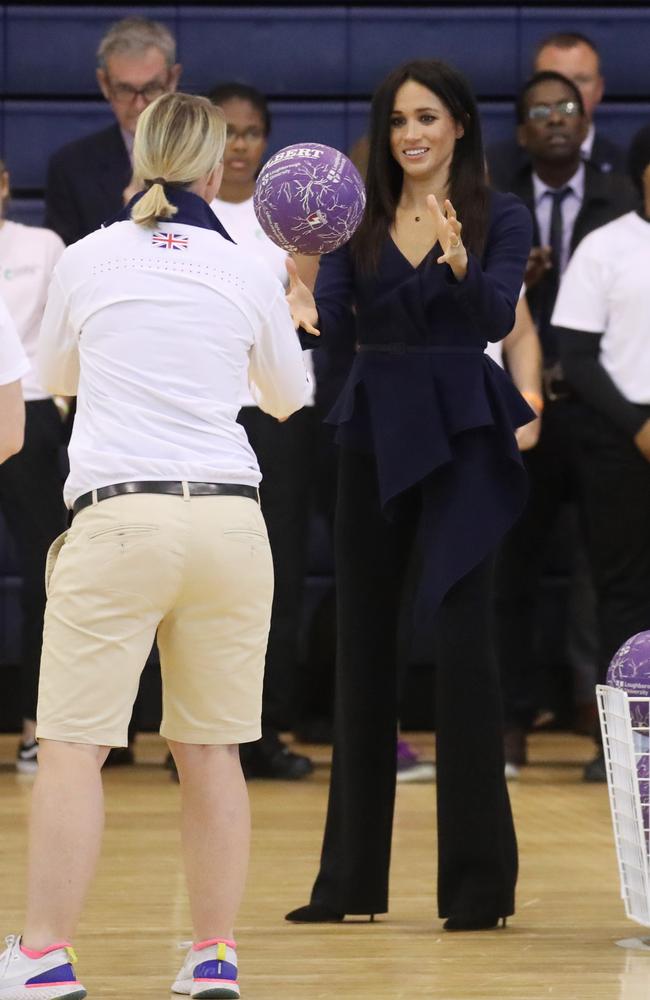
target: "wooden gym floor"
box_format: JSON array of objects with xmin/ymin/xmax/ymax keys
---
[{"xmin": 1, "ymin": 731, "xmax": 648, "ymax": 1000}]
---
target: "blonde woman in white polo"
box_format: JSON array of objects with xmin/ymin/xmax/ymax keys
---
[{"xmin": 0, "ymin": 93, "xmax": 310, "ymax": 1000}]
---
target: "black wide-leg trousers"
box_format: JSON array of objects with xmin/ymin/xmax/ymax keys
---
[
  {"xmin": 309, "ymin": 447, "xmax": 518, "ymax": 917},
  {"xmin": 0, "ymin": 399, "xmax": 67, "ymax": 721}
]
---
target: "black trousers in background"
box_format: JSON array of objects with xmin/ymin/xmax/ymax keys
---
[
  {"xmin": 238, "ymin": 405, "xmax": 316, "ymax": 732},
  {"xmin": 495, "ymin": 399, "xmax": 598, "ymax": 727},
  {"xmin": 0, "ymin": 399, "xmax": 67, "ymax": 720},
  {"xmin": 576, "ymin": 407, "xmax": 650, "ymax": 678},
  {"xmin": 309, "ymin": 447, "xmax": 517, "ymax": 918}
]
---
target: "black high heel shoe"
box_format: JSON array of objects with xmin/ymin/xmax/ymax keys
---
[
  {"xmin": 443, "ymin": 915, "xmax": 508, "ymax": 932},
  {"xmin": 285, "ymin": 903, "xmax": 376, "ymax": 924}
]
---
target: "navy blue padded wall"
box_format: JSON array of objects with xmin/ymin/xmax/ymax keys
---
[
  {"xmin": 4, "ymin": 6, "xmax": 176, "ymax": 95},
  {"xmin": 348, "ymin": 8, "xmax": 519, "ymax": 97},
  {"xmin": 266, "ymin": 102, "xmax": 348, "ymax": 158},
  {"xmin": 4, "ymin": 101, "xmax": 113, "ymax": 189},
  {"xmin": 178, "ymin": 7, "xmax": 348, "ymax": 96},
  {"xmin": 6, "ymin": 199, "xmax": 45, "ymax": 227},
  {"xmin": 593, "ymin": 104, "xmax": 650, "ymax": 150},
  {"xmin": 520, "ymin": 9, "xmax": 650, "ymax": 96}
]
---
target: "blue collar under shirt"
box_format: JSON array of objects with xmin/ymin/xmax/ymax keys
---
[{"xmin": 105, "ymin": 186, "xmax": 235, "ymax": 243}]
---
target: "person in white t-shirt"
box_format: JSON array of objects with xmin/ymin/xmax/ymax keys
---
[
  {"xmin": 553, "ymin": 124, "xmax": 650, "ymax": 776},
  {"xmin": 0, "ymin": 294, "xmax": 28, "ymax": 461},
  {"xmin": 0, "ymin": 92, "xmax": 310, "ymax": 1000},
  {"xmin": 209, "ymin": 81, "xmax": 319, "ymax": 779},
  {"xmin": 0, "ymin": 164, "xmax": 68, "ymax": 773}
]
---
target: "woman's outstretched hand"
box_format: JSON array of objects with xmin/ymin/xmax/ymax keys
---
[
  {"xmin": 286, "ymin": 258, "xmax": 320, "ymax": 336},
  {"xmin": 427, "ymin": 195, "xmax": 468, "ymax": 279}
]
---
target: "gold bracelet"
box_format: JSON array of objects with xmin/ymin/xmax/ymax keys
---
[{"xmin": 521, "ymin": 390, "xmax": 544, "ymax": 415}]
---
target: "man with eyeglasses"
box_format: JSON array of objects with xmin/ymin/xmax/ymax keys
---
[
  {"xmin": 45, "ymin": 16, "xmax": 181, "ymax": 246},
  {"xmin": 492, "ymin": 71, "xmax": 635, "ymax": 782},
  {"xmin": 533, "ymin": 32, "xmax": 624, "ymax": 176},
  {"xmin": 489, "ymin": 32, "xmax": 626, "ymax": 191}
]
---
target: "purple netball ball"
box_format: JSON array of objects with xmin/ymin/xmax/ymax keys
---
[
  {"xmin": 638, "ymin": 752, "xmax": 650, "ymax": 803},
  {"xmin": 607, "ymin": 631, "xmax": 650, "ymax": 728},
  {"xmin": 253, "ymin": 143, "xmax": 366, "ymax": 255}
]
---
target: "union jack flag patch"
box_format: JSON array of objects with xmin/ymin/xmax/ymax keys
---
[{"xmin": 152, "ymin": 232, "xmax": 189, "ymax": 250}]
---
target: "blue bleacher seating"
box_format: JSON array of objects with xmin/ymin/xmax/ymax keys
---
[
  {"xmin": 348, "ymin": 8, "xmax": 520, "ymax": 97},
  {"xmin": 4, "ymin": 5, "xmax": 176, "ymax": 95},
  {"xmin": 6, "ymin": 199, "xmax": 45, "ymax": 228},
  {"xmin": 178, "ymin": 6, "xmax": 348, "ymax": 96}
]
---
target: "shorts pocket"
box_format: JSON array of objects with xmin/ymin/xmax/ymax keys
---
[
  {"xmin": 223, "ymin": 528, "xmax": 267, "ymax": 540},
  {"xmin": 44, "ymin": 530, "xmax": 69, "ymax": 597},
  {"xmin": 87, "ymin": 524, "xmax": 159, "ymax": 540}
]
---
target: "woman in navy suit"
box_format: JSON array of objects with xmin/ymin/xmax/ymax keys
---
[{"xmin": 286, "ymin": 59, "xmax": 534, "ymax": 930}]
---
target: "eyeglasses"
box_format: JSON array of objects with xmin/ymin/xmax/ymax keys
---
[
  {"xmin": 107, "ymin": 79, "xmax": 169, "ymax": 104},
  {"xmin": 527, "ymin": 100, "xmax": 582, "ymax": 122},
  {"xmin": 225, "ymin": 126, "xmax": 265, "ymax": 143}
]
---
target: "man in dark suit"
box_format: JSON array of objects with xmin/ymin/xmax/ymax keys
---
[
  {"xmin": 45, "ymin": 16, "xmax": 181, "ymax": 245},
  {"xmin": 493, "ymin": 71, "xmax": 636, "ymax": 782},
  {"xmin": 489, "ymin": 32, "xmax": 625, "ymax": 190}
]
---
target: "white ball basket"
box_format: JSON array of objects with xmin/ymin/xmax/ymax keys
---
[{"xmin": 597, "ymin": 684, "xmax": 650, "ymax": 947}]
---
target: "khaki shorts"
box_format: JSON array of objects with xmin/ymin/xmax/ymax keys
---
[{"xmin": 36, "ymin": 492, "xmax": 274, "ymax": 747}]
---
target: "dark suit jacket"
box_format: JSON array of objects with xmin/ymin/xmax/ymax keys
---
[
  {"xmin": 487, "ymin": 129, "xmax": 627, "ymax": 193},
  {"xmin": 45, "ymin": 124, "xmax": 132, "ymax": 245},
  {"xmin": 494, "ymin": 160, "xmax": 637, "ymax": 352}
]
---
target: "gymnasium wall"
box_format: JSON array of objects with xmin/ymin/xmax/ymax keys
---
[{"xmin": 2, "ymin": 4, "xmax": 649, "ymax": 226}]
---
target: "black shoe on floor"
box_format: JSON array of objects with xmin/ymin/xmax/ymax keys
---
[
  {"xmin": 583, "ymin": 752, "xmax": 606, "ymax": 783},
  {"xmin": 104, "ymin": 745, "xmax": 135, "ymax": 767},
  {"xmin": 293, "ymin": 717, "xmax": 333, "ymax": 745},
  {"xmin": 241, "ymin": 736, "xmax": 314, "ymax": 780}
]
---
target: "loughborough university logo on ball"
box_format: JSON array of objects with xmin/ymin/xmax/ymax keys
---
[{"xmin": 253, "ymin": 143, "xmax": 366, "ymax": 256}]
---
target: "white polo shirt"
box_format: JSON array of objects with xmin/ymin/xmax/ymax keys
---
[
  {"xmin": 211, "ymin": 194, "xmax": 316, "ymax": 407},
  {"xmin": 0, "ymin": 220, "xmax": 64, "ymax": 400},
  {"xmin": 552, "ymin": 211, "xmax": 650, "ymax": 404},
  {"xmin": 0, "ymin": 294, "xmax": 29, "ymax": 386},
  {"xmin": 38, "ymin": 213, "xmax": 312, "ymax": 507}
]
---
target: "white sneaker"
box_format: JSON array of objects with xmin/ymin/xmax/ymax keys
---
[
  {"xmin": 16, "ymin": 741, "xmax": 38, "ymax": 775},
  {"xmin": 396, "ymin": 739, "xmax": 436, "ymax": 783},
  {"xmin": 172, "ymin": 939, "xmax": 239, "ymax": 999},
  {"xmin": 0, "ymin": 935, "xmax": 85, "ymax": 1000}
]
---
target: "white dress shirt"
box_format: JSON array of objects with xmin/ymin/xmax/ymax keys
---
[
  {"xmin": 38, "ymin": 210, "xmax": 312, "ymax": 507},
  {"xmin": 532, "ymin": 162, "xmax": 585, "ymax": 274}
]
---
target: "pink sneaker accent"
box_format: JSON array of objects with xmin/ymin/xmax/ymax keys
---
[
  {"xmin": 20, "ymin": 942, "xmax": 73, "ymax": 960},
  {"xmin": 192, "ymin": 938, "xmax": 236, "ymax": 951}
]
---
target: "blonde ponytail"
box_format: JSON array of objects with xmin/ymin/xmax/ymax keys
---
[
  {"xmin": 131, "ymin": 181, "xmax": 178, "ymax": 228},
  {"xmin": 131, "ymin": 92, "xmax": 226, "ymax": 228}
]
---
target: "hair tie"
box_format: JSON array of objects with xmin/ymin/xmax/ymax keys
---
[{"xmin": 149, "ymin": 177, "xmax": 166, "ymax": 187}]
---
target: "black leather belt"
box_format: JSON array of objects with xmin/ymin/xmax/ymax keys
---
[{"xmin": 72, "ymin": 481, "xmax": 259, "ymax": 517}]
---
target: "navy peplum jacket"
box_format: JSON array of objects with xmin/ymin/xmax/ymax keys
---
[{"xmin": 309, "ymin": 189, "xmax": 535, "ymax": 617}]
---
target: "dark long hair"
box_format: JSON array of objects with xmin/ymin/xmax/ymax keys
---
[{"xmin": 351, "ymin": 59, "xmax": 489, "ymax": 271}]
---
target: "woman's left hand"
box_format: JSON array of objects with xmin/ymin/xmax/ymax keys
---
[{"xmin": 427, "ymin": 195, "xmax": 468, "ymax": 279}]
